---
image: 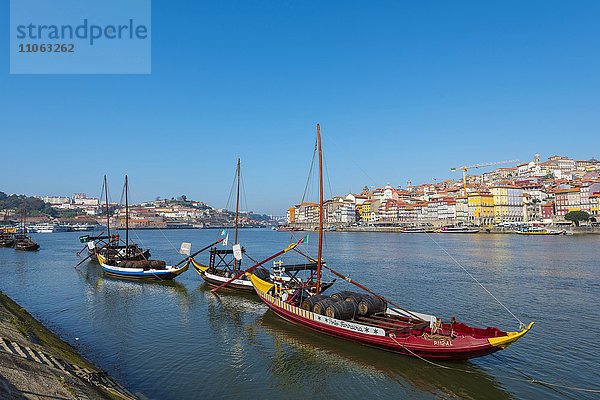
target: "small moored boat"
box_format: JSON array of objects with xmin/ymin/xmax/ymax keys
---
[
  {"xmin": 96, "ymin": 175, "xmax": 189, "ymax": 281},
  {"xmin": 14, "ymin": 209, "xmax": 39, "ymax": 251},
  {"xmin": 440, "ymin": 226, "xmax": 479, "ymax": 234},
  {"xmin": 515, "ymin": 227, "xmax": 563, "ymax": 235}
]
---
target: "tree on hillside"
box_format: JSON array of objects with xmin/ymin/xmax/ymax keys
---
[
  {"xmin": 0, "ymin": 193, "xmax": 57, "ymax": 217},
  {"xmin": 564, "ymin": 210, "xmax": 590, "ymax": 226}
]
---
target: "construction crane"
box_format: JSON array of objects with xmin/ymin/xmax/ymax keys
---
[{"xmin": 450, "ymin": 159, "xmax": 519, "ymax": 197}]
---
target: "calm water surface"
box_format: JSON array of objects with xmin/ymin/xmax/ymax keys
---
[{"xmin": 0, "ymin": 229, "xmax": 598, "ymax": 399}]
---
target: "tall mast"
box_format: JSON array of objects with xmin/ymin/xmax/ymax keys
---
[
  {"xmin": 104, "ymin": 175, "xmax": 110, "ymax": 244},
  {"xmin": 125, "ymin": 175, "xmax": 129, "ymax": 256},
  {"xmin": 233, "ymin": 158, "xmax": 241, "ymax": 270},
  {"xmin": 316, "ymin": 123, "xmax": 324, "ymax": 294}
]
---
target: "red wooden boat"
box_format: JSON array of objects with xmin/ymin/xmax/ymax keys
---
[{"xmin": 243, "ymin": 124, "xmax": 533, "ymax": 361}]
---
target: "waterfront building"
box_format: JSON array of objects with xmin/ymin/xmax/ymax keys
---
[
  {"xmin": 455, "ymin": 197, "xmax": 469, "ymax": 224},
  {"xmin": 360, "ymin": 200, "xmax": 372, "ymax": 222},
  {"xmin": 523, "ymin": 194, "xmax": 542, "ymax": 223},
  {"xmin": 369, "ymin": 200, "xmax": 382, "ymax": 222},
  {"xmin": 324, "ymin": 197, "xmax": 356, "ymax": 224},
  {"xmin": 286, "ymin": 207, "xmax": 295, "ymax": 224},
  {"xmin": 294, "ymin": 202, "xmax": 319, "ymax": 224},
  {"xmin": 541, "ymin": 202, "xmax": 555, "ymax": 223},
  {"xmin": 412, "ymin": 202, "xmax": 429, "ymax": 224},
  {"xmin": 554, "ymin": 188, "xmax": 581, "ymax": 217},
  {"xmin": 579, "ymin": 182, "xmax": 600, "ymax": 214},
  {"xmin": 378, "ymin": 199, "xmax": 399, "ymax": 223},
  {"xmin": 397, "ymin": 202, "xmax": 415, "ymax": 224},
  {"xmin": 468, "ymin": 192, "xmax": 494, "ymax": 226},
  {"xmin": 491, "ymin": 185, "xmax": 524, "ymax": 224},
  {"xmin": 434, "ymin": 197, "xmax": 457, "ymax": 223},
  {"xmin": 590, "ymin": 194, "xmax": 600, "ymax": 217}
]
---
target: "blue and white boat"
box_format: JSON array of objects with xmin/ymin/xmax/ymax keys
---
[{"xmin": 96, "ymin": 175, "xmax": 189, "ymax": 281}]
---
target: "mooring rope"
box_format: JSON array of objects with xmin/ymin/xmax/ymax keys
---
[{"xmin": 425, "ymin": 232, "xmax": 525, "ymax": 328}]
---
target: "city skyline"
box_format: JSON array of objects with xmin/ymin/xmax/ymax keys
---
[
  {"xmin": 2, "ymin": 151, "xmax": 598, "ymax": 215},
  {"xmin": 2, "ymin": 1, "xmax": 600, "ymax": 214}
]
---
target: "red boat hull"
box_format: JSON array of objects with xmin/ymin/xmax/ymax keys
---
[{"xmin": 255, "ymin": 289, "xmax": 527, "ymax": 361}]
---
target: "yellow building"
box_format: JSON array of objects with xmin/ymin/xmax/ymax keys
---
[
  {"xmin": 468, "ymin": 192, "xmax": 494, "ymax": 226},
  {"xmin": 360, "ymin": 200, "xmax": 372, "ymax": 222},
  {"xmin": 491, "ymin": 186, "xmax": 509, "ymax": 224}
]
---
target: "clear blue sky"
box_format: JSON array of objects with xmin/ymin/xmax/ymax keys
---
[{"xmin": 1, "ymin": 1, "xmax": 599, "ymax": 214}]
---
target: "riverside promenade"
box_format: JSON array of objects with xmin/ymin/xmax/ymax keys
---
[{"xmin": 286, "ymin": 223, "xmax": 600, "ymax": 234}]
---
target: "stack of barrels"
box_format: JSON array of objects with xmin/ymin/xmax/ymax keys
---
[
  {"xmin": 300, "ymin": 291, "xmax": 388, "ymax": 321},
  {"xmin": 119, "ymin": 260, "xmax": 167, "ymax": 270}
]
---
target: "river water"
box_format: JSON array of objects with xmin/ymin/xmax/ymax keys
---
[{"xmin": 0, "ymin": 229, "xmax": 598, "ymax": 399}]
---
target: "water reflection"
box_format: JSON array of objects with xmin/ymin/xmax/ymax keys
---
[
  {"xmin": 259, "ymin": 312, "xmax": 511, "ymax": 400},
  {"xmin": 198, "ymin": 288, "xmax": 510, "ymax": 400}
]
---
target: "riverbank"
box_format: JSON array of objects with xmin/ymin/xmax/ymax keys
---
[
  {"xmin": 0, "ymin": 291, "xmax": 135, "ymax": 400},
  {"xmin": 325, "ymin": 226, "xmax": 600, "ymax": 234}
]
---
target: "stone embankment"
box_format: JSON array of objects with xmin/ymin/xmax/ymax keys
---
[
  {"xmin": 287, "ymin": 223, "xmax": 600, "ymax": 234},
  {"xmin": 0, "ymin": 291, "xmax": 136, "ymax": 400}
]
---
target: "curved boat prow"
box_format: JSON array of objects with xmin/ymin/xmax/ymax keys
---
[
  {"xmin": 190, "ymin": 257, "xmax": 210, "ymax": 273},
  {"xmin": 247, "ymin": 272, "xmax": 274, "ymax": 293},
  {"xmin": 488, "ymin": 322, "xmax": 534, "ymax": 349}
]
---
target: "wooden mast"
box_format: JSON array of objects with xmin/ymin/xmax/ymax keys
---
[
  {"xmin": 104, "ymin": 175, "xmax": 111, "ymax": 251},
  {"xmin": 125, "ymin": 175, "xmax": 129, "ymax": 257},
  {"xmin": 233, "ymin": 158, "xmax": 241, "ymax": 270},
  {"xmin": 316, "ymin": 123, "xmax": 323, "ymax": 294}
]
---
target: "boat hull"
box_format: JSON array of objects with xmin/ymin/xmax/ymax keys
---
[
  {"xmin": 253, "ymin": 287, "xmax": 530, "ymax": 361},
  {"xmin": 441, "ymin": 229, "xmax": 479, "ymax": 234},
  {"xmin": 515, "ymin": 231, "xmax": 562, "ymax": 235},
  {"xmin": 14, "ymin": 242, "xmax": 40, "ymax": 251},
  {"xmin": 198, "ymin": 270, "xmax": 256, "ymax": 293},
  {"xmin": 99, "ymin": 256, "xmax": 189, "ymax": 281},
  {"xmin": 0, "ymin": 240, "xmax": 14, "ymax": 248}
]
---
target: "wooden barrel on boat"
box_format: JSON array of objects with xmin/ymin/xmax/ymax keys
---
[
  {"xmin": 119, "ymin": 260, "xmax": 166, "ymax": 269},
  {"xmin": 357, "ymin": 296, "xmax": 387, "ymax": 316},
  {"xmin": 313, "ymin": 298, "xmax": 336, "ymax": 315},
  {"xmin": 331, "ymin": 291, "xmax": 362, "ymax": 302},
  {"xmin": 344, "ymin": 293, "xmax": 368, "ymax": 305},
  {"xmin": 325, "ymin": 300, "xmax": 356, "ymax": 320},
  {"xmin": 149, "ymin": 260, "xmax": 167, "ymax": 269},
  {"xmin": 301, "ymin": 295, "xmax": 328, "ymax": 311}
]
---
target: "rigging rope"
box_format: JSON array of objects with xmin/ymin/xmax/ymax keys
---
[
  {"xmin": 424, "ymin": 232, "xmax": 524, "ymax": 328},
  {"xmin": 300, "ymin": 138, "xmax": 318, "ymax": 205},
  {"xmin": 158, "ymin": 227, "xmax": 179, "ymax": 253}
]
